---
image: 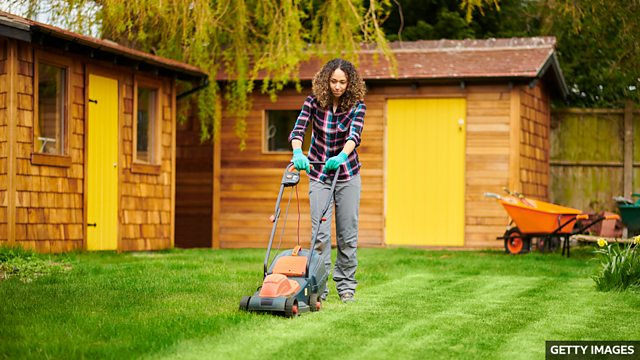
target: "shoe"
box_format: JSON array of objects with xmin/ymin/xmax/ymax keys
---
[{"xmin": 340, "ymin": 292, "xmax": 355, "ymax": 303}]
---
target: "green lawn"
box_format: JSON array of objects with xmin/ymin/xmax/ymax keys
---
[{"xmin": 1, "ymin": 247, "xmax": 639, "ymax": 359}]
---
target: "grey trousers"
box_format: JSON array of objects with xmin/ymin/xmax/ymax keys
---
[{"xmin": 309, "ymin": 174, "xmax": 361, "ymax": 297}]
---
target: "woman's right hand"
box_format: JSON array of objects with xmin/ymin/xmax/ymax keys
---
[{"xmin": 291, "ymin": 148, "xmax": 310, "ymax": 172}]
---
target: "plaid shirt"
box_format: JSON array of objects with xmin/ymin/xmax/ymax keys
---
[{"xmin": 289, "ymin": 95, "xmax": 366, "ymax": 182}]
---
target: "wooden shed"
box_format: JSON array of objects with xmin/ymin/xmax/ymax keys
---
[
  {"xmin": 0, "ymin": 11, "xmax": 207, "ymax": 252},
  {"xmin": 175, "ymin": 37, "xmax": 569, "ymax": 250}
]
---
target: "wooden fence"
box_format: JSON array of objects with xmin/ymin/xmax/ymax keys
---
[{"xmin": 550, "ymin": 102, "xmax": 639, "ymax": 213}]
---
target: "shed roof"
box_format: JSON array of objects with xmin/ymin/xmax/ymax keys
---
[
  {"xmin": 0, "ymin": 10, "xmax": 207, "ymax": 81},
  {"xmin": 258, "ymin": 37, "xmax": 568, "ymax": 99}
]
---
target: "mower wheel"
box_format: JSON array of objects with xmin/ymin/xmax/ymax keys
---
[
  {"xmin": 503, "ymin": 227, "xmax": 530, "ymax": 254},
  {"xmin": 284, "ymin": 297, "xmax": 299, "ymax": 318},
  {"xmin": 309, "ymin": 293, "xmax": 321, "ymax": 312},
  {"xmin": 239, "ymin": 296, "xmax": 251, "ymax": 311}
]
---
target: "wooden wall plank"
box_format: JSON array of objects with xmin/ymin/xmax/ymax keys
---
[
  {"xmin": 175, "ymin": 97, "xmax": 213, "ymax": 248},
  {"xmin": 464, "ymin": 84, "xmax": 512, "ymax": 247},
  {"xmin": 509, "ymin": 85, "xmax": 521, "ymax": 194},
  {"xmin": 213, "ymin": 97, "xmax": 222, "ymax": 249},
  {"xmin": 0, "ymin": 38, "xmax": 9, "ymax": 244}
]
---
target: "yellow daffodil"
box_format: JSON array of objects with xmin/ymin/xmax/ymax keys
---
[
  {"xmin": 597, "ymin": 238, "xmax": 608, "ymax": 247},
  {"xmin": 634, "ymin": 236, "xmax": 640, "ymax": 245}
]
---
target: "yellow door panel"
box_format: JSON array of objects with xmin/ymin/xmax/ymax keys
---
[
  {"xmin": 386, "ymin": 98, "xmax": 466, "ymax": 246},
  {"xmin": 87, "ymin": 74, "xmax": 119, "ymax": 250}
]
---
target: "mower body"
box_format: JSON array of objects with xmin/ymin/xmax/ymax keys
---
[{"xmin": 242, "ymin": 248, "xmax": 327, "ymax": 315}]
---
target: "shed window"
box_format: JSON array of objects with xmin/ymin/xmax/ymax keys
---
[
  {"xmin": 135, "ymin": 84, "xmax": 160, "ymax": 164},
  {"xmin": 265, "ymin": 110, "xmax": 310, "ymax": 152},
  {"xmin": 35, "ymin": 62, "xmax": 67, "ymax": 155}
]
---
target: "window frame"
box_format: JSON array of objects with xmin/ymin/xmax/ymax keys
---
[
  {"xmin": 262, "ymin": 108, "xmax": 310, "ymax": 154},
  {"xmin": 131, "ymin": 75, "xmax": 163, "ymax": 174},
  {"xmin": 31, "ymin": 50, "xmax": 72, "ymax": 167}
]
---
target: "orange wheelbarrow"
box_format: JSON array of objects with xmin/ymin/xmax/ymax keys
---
[{"xmin": 484, "ymin": 190, "xmax": 620, "ymax": 257}]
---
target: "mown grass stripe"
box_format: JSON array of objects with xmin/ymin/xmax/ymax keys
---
[
  {"xmin": 154, "ymin": 274, "xmax": 543, "ymax": 359},
  {"xmin": 1, "ymin": 248, "xmax": 638, "ymax": 360},
  {"xmin": 338, "ymin": 274, "xmax": 544, "ymax": 359}
]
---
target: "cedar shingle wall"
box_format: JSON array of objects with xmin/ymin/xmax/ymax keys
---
[
  {"xmin": 1, "ymin": 39, "xmax": 178, "ymax": 252},
  {"xmin": 520, "ymin": 83, "xmax": 550, "ymax": 200},
  {"xmin": 14, "ymin": 43, "xmax": 84, "ymax": 252},
  {"xmin": 120, "ymin": 79, "xmax": 173, "ymax": 251},
  {"xmin": 0, "ymin": 39, "xmax": 7, "ymax": 242}
]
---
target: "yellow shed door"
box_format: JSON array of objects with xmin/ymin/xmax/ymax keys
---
[
  {"xmin": 87, "ymin": 74, "xmax": 119, "ymax": 250},
  {"xmin": 386, "ymin": 98, "xmax": 466, "ymax": 246}
]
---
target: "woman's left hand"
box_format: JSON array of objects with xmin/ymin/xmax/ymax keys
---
[{"xmin": 324, "ymin": 152, "xmax": 348, "ymax": 171}]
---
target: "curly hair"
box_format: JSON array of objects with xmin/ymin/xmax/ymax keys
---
[{"xmin": 312, "ymin": 58, "xmax": 366, "ymax": 111}]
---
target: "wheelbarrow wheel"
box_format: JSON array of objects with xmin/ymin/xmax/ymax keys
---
[{"xmin": 503, "ymin": 227, "xmax": 530, "ymax": 254}]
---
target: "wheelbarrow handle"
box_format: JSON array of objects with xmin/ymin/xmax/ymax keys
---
[
  {"xmin": 484, "ymin": 192, "xmax": 502, "ymax": 200},
  {"xmin": 572, "ymin": 213, "xmax": 619, "ymax": 235}
]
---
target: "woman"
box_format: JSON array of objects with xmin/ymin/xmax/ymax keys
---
[{"xmin": 288, "ymin": 58, "xmax": 366, "ymax": 303}]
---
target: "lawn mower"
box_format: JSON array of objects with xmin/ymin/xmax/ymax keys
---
[{"xmin": 239, "ymin": 161, "xmax": 338, "ymax": 317}]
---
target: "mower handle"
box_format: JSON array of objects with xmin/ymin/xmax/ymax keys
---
[
  {"xmin": 306, "ymin": 164, "xmax": 341, "ymax": 278},
  {"xmin": 286, "ymin": 160, "xmax": 343, "ymax": 278},
  {"xmin": 286, "ymin": 161, "xmax": 325, "ymax": 173},
  {"xmin": 263, "ymin": 161, "xmax": 340, "ymax": 278}
]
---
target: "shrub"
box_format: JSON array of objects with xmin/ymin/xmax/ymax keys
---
[
  {"xmin": 592, "ymin": 237, "xmax": 640, "ymax": 292},
  {"xmin": 0, "ymin": 246, "xmax": 71, "ymax": 283}
]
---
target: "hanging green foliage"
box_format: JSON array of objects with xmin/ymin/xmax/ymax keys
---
[
  {"xmin": 2, "ymin": 0, "xmax": 396, "ymax": 148},
  {"xmin": 460, "ymin": 0, "xmax": 500, "ymax": 22},
  {"xmin": 2, "ymin": 0, "xmax": 501, "ymax": 147}
]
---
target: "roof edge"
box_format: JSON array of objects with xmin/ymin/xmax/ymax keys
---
[
  {"xmin": 0, "ymin": 10, "xmax": 208, "ymax": 81},
  {"xmin": 537, "ymin": 52, "xmax": 569, "ymax": 100}
]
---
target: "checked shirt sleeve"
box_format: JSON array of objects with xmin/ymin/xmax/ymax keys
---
[
  {"xmin": 346, "ymin": 101, "xmax": 366, "ymax": 147},
  {"xmin": 288, "ymin": 96, "xmax": 314, "ymax": 143}
]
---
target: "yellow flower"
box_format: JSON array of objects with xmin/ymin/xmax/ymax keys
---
[
  {"xmin": 597, "ymin": 238, "xmax": 608, "ymax": 247},
  {"xmin": 634, "ymin": 236, "xmax": 640, "ymax": 245}
]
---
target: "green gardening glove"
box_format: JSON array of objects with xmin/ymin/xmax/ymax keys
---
[
  {"xmin": 291, "ymin": 148, "xmax": 310, "ymax": 172},
  {"xmin": 324, "ymin": 152, "xmax": 348, "ymax": 171}
]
